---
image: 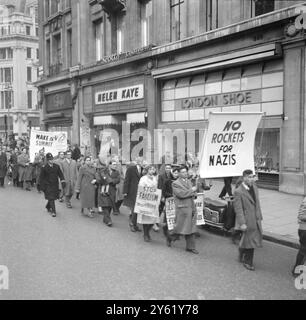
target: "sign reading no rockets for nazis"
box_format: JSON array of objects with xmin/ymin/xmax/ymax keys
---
[
  {"xmin": 199, "ymin": 112, "xmax": 263, "ymax": 178},
  {"xmin": 29, "ymin": 130, "xmax": 68, "ymax": 162},
  {"xmin": 134, "ymin": 186, "xmax": 161, "ymax": 218}
]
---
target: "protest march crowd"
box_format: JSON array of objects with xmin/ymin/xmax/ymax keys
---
[{"xmin": 0, "ymin": 139, "xmax": 305, "ymax": 276}]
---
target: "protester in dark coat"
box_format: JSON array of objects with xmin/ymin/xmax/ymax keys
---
[
  {"xmin": 71, "ymin": 144, "xmax": 81, "ymax": 161},
  {"xmin": 17, "ymin": 148, "xmax": 32, "ymax": 191},
  {"xmin": 233, "ymin": 169, "xmax": 263, "ymax": 271},
  {"xmin": 9, "ymin": 148, "xmax": 19, "ymax": 186},
  {"xmin": 0, "ymin": 146, "xmax": 7, "ymax": 187},
  {"xmin": 172, "ymin": 165, "xmax": 198, "ymax": 254},
  {"xmin": 96, "ymin": 160, "xmax": 120, "ymax": 227},
  {"xmin": 75, "ymin": 156, "xmax": 97, "ymax": 218},
  {"xmin": 123, "ymin": 157, "xmax": 143, "ymax": 232},
  {"xmin": 219, "ymin": 177, "xmax": 233, "ymax": 199},
  {"xmin": 39, "ymin": 153, "xmax": 66, "ymax": 217}
]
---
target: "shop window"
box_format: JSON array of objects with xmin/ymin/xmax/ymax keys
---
[
  {"xmin": 261, "ymin": 101, "xmax": 283, "ymax": 116},
  {"xmin": 170, "ymin": 0, "xmax": 186, "ymax": 41},
  {"xmin": 205, "ymin": 70, "xmax": 222, "ymax": 83},
  {"xmin": 189, "ymin": 85, "xmax": 204, "ymax": 97},
  {"xmin": 174, "ymin": 87, "xmax": 189, "ymax": 99},
  {"xmin": 241, "ymin": 76, "xmax": 261, "ymax": 90},
  {"xmin": 162, "ymin": 100, "xmax": 175, "ymax": 111},
  {"xmin": 175, "ymin": 110, "xmax": 189, "ymax": 121},
  {"xmin": 205, "ymin": 82, "xmax": 221, "ymax": 95},
  {"xmin": 222, "ymin": 79, "xmax": 241, "ymax": 93},
  {"xmin": 190, "ymin": 75, "xmax": 205, "ymax": 85},
  {"xmin": 263, "ymin": 60, "xmax": 283, "ymax": 73},
  {"xmin": 262, "ymin": 87, "xmax": 283, "ymax": 102},
  {"xmin": 242, "ymin": 63, "xmax": 263, "ymax": 76},
  {"xmin": 141, "ymin": 0, "xmax": 152, "ymax": 47},
  {"xmin": 223, "ymin": 67, "xmax": 241, "ymax": 80},
  {"xmin": 262, "ymin": 72, "xmax": 283, "ymax": 88},
  {"xmin": 162, "ymin": 89, "xmax": 175, "ymax": 100},
  {"xmin": 163, "ymin": 80, "xmax": 176, "ymax": 89}
]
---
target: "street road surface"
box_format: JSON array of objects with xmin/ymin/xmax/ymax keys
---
[{"xmin": 0, "ymin": 186, "xmax": 305, "ymax": 300}]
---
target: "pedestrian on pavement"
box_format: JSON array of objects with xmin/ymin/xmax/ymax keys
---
[
  {"xmin": 95, "ymin": 159, "xmax": 120, "ymax": 227},
  {"xmin": 54, "ymin": 151, "xmax": 65, "ymax": 202},
  {"xmin": 38, "ymin": 153, "xmax": 66, "ymax": 217},
  {"xmin": 219, "ymin": 177, "xmax": 233, "ymax": 199},
  {"xmin": 162, "ymin": 166, "xmax": 179, "ymax": 246},
  {"xmin": 233, "ymin": 169, "xmax": 263, "ymax": 271},
  {"xmin": 60, "ymin": 150, "xmax": 78, "ymax": 208},
  {"xmin": 75, "ymin": 156, "xmax": 97, "ymax": 218},
  {"xmin": 136, "ymin": 165, "xmax": 160, "ymax": 242},
  {"xmin": 172, "ymin": 165, "xmax": 199, "ymax": 254},
  {"xmin": 10, "ymin": 147, "xmax": 19, "ymax": 187},
  {"xmin": 0, "ymin": 146, "xmax": 7, "ymax": 187},
  {"xmin": 17, "ymin": 147, "xmax": 32, "ymax": 191},
  {"xmin": 292, "ymin": 196, "xmax": 306, "ymax": 276},
  {"xmin": 123, "ymin": 156, "xmax": 144, "ymax": 232}
]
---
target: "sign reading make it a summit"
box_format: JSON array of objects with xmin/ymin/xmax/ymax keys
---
[{"xmin": 199, "ymin": 112, "xmax": 263, "ymax": 178}]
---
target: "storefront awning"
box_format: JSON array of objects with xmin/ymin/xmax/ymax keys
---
[
  {"xmin": 126, "ymin": 112, "xmax": 146, "ymax": 124},
  {"xmin": 94, "ymin": 115, "xmax": 121, "ymax": 126},
  {"xmin": 152, "ymin": 43, "xmax": 282, "ymax": 79}
]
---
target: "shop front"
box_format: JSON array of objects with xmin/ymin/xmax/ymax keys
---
[
  {"xmin": 153, "ymin": 58, "xmax": 284, "ymax": 189},
  {"xmin": 43, "ymin": 88, "xmax": 74, "ymax": 144}
]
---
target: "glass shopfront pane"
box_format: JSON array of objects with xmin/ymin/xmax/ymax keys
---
[
  {"xmin": 162, "ymin": 100, "xmax": 175, "ymax": 111},
  {"xmin": 241, "ymin": 76, "xmax": 261, "ymax": 90},
  {"xmin": 162, "ymin": 89, "xmax": 175, "ymax": 100},
  {"xmin": 205, "ymin": 82, "xmax": 221, "ymax": 95},
  {"xmin": 262, "ymin": 87, "xmax": 283, "ymax": 102},
  {"xmin": 189, "ymin": 108, "xmax": 204, "ymax": 120},
  {"xmin": 262, "ymin": 72, "xmax": 283, "ymax": 87},
  {"xmin": 189, "ymin": 85, "xmax": 204, "ymax": 97},
  {"xmin": 162, "ymin": 111, "xmax": 175, "ymax": 122},
  {"xmin": 222, "ymin": 79, "xmax": 241, "ymax": 93},
  {"xmin": 163, "ymin": 80, "xmax": 176, "ymax": 89},
  {"xmin": 175, "ymin": 110, "xmax": 189, "ymax": 121},
  {"xmin": 175, "ymin": 87, "xmax": 189, "ymax": 99},
  {"xmin": 262, "ymin": 101, "xmax": 283, "ymax": 116}
]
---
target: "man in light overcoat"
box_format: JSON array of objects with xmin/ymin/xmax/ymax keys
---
[{"xmin": 233, "ymin": 169, "xmax": 263, "ymax": 271}]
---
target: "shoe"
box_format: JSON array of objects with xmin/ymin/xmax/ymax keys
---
[
  {"xmin": 106, "ymin": 222, "xmax": 112, "ymax": 227},
  {"xmin": 186, "ymin": 248, "xmax": 199, "ymax": 254},
  {"xmin": 59, "ymin": 198, "xmax": 64, "ymax": 203},
  {"xmin": 243, "ymin": 263, "xmax": 255, "ymax": 271},
  {"xmin": 67, "ymin": 203, "xmax": 72, "ymax": 208},
  {"xmin": 144, "ymin": 235, "xmax": 151, "ymax": 242},
  {"xmin": 166, "ymin": 238, "xmax": 172, "ymax": 247},
  {"xmin": 25, "ymin": 188, "xmax": 31, "ymax": 191},
  {"xmin": 238, "ymin": 250, "xmax": 245, "ymax": 263},
  {"xmin": 113, "ymin": 211, "xmax": 120, "ymax": 215},
  {"xmin": 130, "ymin": 225, "xmax": 137, "ymax": 232},
  {"xmin": 52, "ymin": 212, "xmax": 56, "ymax": 217},
  {"xmin": 134, "ymin": 226, "xmax": 142, "ymax": 232}
]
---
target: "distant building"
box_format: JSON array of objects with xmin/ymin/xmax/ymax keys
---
[
  {"xmin": 37, "ymin": 0, "xmax": 306, "ymax": 195},
  {"xmin": 0, "ymin": 0, "xmax": 39, "ymax": 139}
]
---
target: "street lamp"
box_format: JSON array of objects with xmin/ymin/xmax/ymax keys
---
[{"xmin": 4, "ymin": 82, "xmax": 12, "ymax": 140}]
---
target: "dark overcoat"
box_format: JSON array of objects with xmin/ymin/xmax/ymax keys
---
[
  {"xmin": 233, "ymin": 183, "xmax": 263, "ymax": 249},
  {"xmin": 172, "ymin": 177, "xmax": 197, "ymax": 235},
  {"xmin": 96, "ymin": 167, "xmax": 120, "ymax": 208},
  {"xmin": 9, "ymin": 153, "xmax": 18, "ymax": 179},
  {"xmin": 39, "ymin": 163, "xmax": 65, "ymax": 200},
  {"xmin": 0, "ymin": 152, "xmax": 7, "ymax": 178},
  {"xmin": 17, "ymin": 153, "xmax": 32, "ymax": 182},
  {"xmin": 75, "ymin": 165, "xmax": 96, "ymax": 208},
  {"xmin": 122, "ymin": 165, "xmax": 143, "ymax": 209}
]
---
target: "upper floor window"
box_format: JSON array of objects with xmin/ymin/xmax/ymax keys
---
[
  {"xmin": 26, "ymin": 26, "xmax": 31, "ymax": 35},
  {"xmin": 27, "ymin": 67, "xmax": 32, "ymax": 82},
  {"xmin": 141, "ymin": 0, "xmax": 152, "ymax": 47},
  {"xmin": 27, "ymin": 47, "xmax": 32, "ymax": 59},
  {"xmin": 94, "ymin": 20, "xmax": 103, "ymax": 61},
  {"xmin": 0, "ymin": 68, "xmax": 13, "ymax": 83},
  {"xmin": 27, "ymin": 90, "xmax": 32, "ymax": 109},
  {"xmin": 67, "ymin": 29, "xmax": 72, "ymax": 67},
  {"xmin": 252, "ymin": 0, "xmax": 275, "ymax": 17},
  {"xmin": 0, "ymin": 48, "xmax": 13, "ymax": 60},
  {"xmin": 170, "ymin": 0, "xmax": 185, "ymax": 42},
  {"xmin": 51, "ymin": 0, "xmax": 61, "ymax": 15}
]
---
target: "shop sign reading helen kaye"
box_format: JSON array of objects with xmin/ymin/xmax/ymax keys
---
[{"xmin": 95, "ymin": 84, "xmax": 144, "ymax": 105}]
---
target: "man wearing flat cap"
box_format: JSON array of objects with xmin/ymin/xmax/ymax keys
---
[{"xmin": 38, "ymin": 153, "xmax": 66, "ymax": 217}]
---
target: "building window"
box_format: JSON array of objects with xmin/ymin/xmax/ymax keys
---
[
  {"xmin": 36, "ymin": 27, "xmax": 39, "ymax": 36},
  {"xmin": 206, "ymin": 0, "xmax": 218, "ymax": 31},
  {"xmin": 117, "ymin": 22, "xmax": 123, "ymax": 54},
  {"xmin": 0, "ymin": 68, "xmax": 13, "ymax": 83},
  {"xmin": 27, "ymin": 67, "xmax": 32, "ymax": 82},
  {"xmin": 0, "ymin": 48, "xmax": 13, "ymax": 60},
  {"xmin": 36, "ymin": 48, "xmax": 39, "ymax": 60},
  {"xmin": 51, "ymin": 0, "xmax": 61, "ymax": 15},
  {"xmin": 94, "ymin": 20, "xmax": 103, "ymax": 61},
  {"xmin": 26, "ymin": 26, "xmax": 31, "ymax": 35},
  {"xmin": 67, "ymin": 29, "xmax": 72, "ymax": 67},
  {"xmin": 27, "ymin": 91, "xmax": 32, "ymax": 109},
  {"xmin": 252, "ymin": 0, "xmax": 275, "ymax": 17},
  {"xmin": 170, "ymin": 0, "xmax": 185, "ymax": 41},
  {"xmin": 53, "ymin": 33, "xmax": 62, "ymax": 63},
  {"xmin": 46, "ymin": 39, "xmax": 51, "ymax": 71},
  {"xmin": 45, "ymin": 0, "xmax": 50, "ymax": 19},
  {"xmin": 141, "ymin": 0, "xmax": 152, "ymax": 47},
  {"xmin": 27, "ymin": 47, "xmax": 32, "ymax": 59},
  {"xmin": 1, "ymin": 91, "xmax": 13, "ymax": 109}
]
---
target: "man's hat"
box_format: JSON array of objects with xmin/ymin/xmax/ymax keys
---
[{"xmin": 46, "ymin": 153, "xmax": 53, "ymax": 160}]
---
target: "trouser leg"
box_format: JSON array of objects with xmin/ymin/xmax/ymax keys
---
[
  {"xmin": 244, "ymin": 249, "xmax": 254, "ymax": 266},
  {"xmin": 143, "ymin": 224, "xmax": 153, "ymax": 240},
  {"xmin": 45, "ymin": 201, "xmax": 51, "ymax": 211},
  {"xmin": 49, "ymin": 200, "xmax": 56, "ymax": 214},
  {"xmin": 0, "ymin": 177, "xmax": 4, "ymax": 186},
  {"xmin": 129, "ymin": 211, "xmax": 137, "ymax": 227},
  {"xmin": 103, "ymin": 207, "xmax": 112, "ymax": 225},
  {"xmin": 185, "ymin": 234, "xmax": 196, "ymax": 250},
  {"xmin": 225, "ymin": 177, "xmax": 233, "ymax": 196},
  {"xmin": 65, "ymin": 195, "xmax": 72, "ymax": 207}
]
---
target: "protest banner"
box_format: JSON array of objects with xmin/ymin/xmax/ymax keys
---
[
  {"xmin": 199, "ymin": 112, "xmax": 263, "ymax": 178},
  {"xmin": 134, "ymin": 185, "xmax": 161, "ymax": 218},
  {"xmin": 165, "ymin": 197, "xmax": 176, "ymax": 231},
  {"xmin": 29, "ymin": 130, "xmax": 68, "ymax": 162},
  {"xmin": 195, "ymin": 193, "xmax": 205, "ymax": 226}
]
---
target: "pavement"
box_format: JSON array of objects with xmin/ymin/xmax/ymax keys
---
[
  {"xmin": 206, "ymin": 180, "xmax": 303, "ymax": 249},
  {"xmin": 0, "ymin": 185, "xmax": 305, "ymax": 300}
]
